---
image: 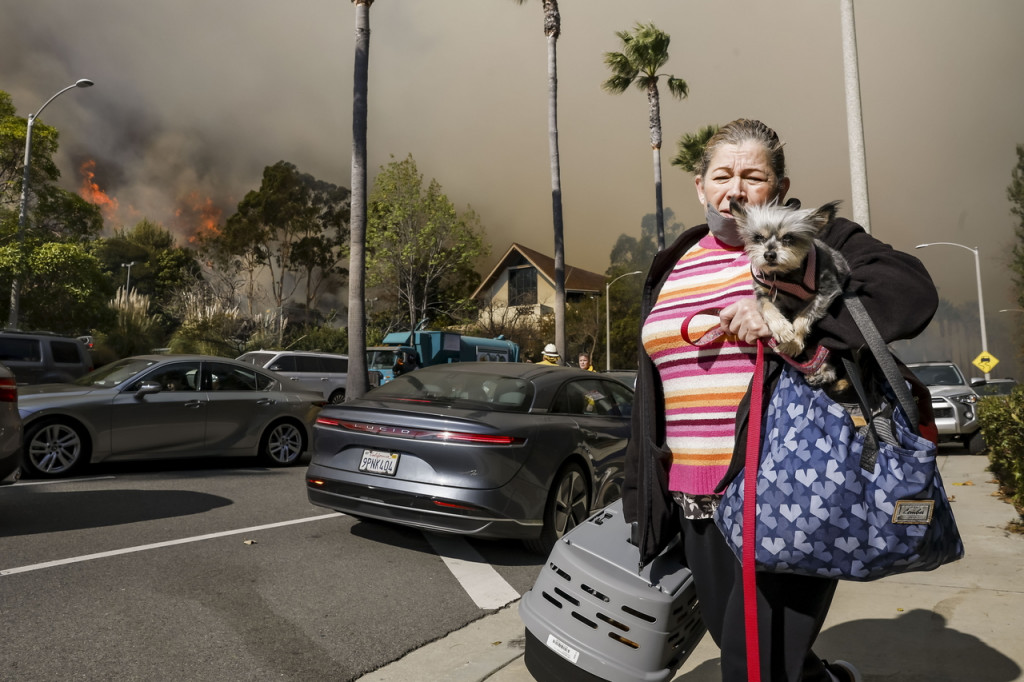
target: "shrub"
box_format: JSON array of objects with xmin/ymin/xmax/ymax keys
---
[{"xmin": 977, "ymin": 391, "xmax": 1024, "ymax": 518}]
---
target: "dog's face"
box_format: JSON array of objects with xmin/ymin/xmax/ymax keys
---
[{"xmin": 732, "ymin": 200, "xmax": 838, "ymax": 275}]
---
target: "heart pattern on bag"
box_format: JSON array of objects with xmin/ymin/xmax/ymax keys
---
[{"xmin": 714, "ymin": 364, "xmax": 965, "ymax": 581}]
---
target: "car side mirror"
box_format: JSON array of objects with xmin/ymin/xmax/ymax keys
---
[{"xmin": 135, "ymin": 381, "xmax": 163, "ymax": 399}]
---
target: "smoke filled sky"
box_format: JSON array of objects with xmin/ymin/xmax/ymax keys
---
[{"xmin": 3, "ymin": 1, "xmax": 1024, "ymax": 363}]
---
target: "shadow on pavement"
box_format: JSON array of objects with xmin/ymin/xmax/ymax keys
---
[{"xmin": 0, "ymin": 488, "xmax": 233, "ymax": 537}]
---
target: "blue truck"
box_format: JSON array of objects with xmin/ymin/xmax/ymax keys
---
[{"xmin": 366, "ymin": 331, "xmax": 520, "ymax": 384}]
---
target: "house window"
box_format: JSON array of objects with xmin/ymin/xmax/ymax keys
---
[{"xmin": 508, "ymin": 267, "xmax": 537, "ymax": 306}]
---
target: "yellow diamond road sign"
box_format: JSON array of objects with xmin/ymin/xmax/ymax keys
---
[{"xmin": 973, "ymin": 351, "xmax": 999, "ymax": 373}]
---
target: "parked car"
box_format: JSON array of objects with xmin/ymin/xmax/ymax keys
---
[
  {"xmin": 306, "ymin": 363, "xmax": 634, "ymax": 553},
  {"xmin": 17, "ymin": 355, "xmax": 325, "ymax": 478},
  {"xmin": 907, "ymin": 361, "xmax": 984, "ymax": 453},
  {"xmin": 603, "ymin": 369, "xmax": 638, "ymax": 390},
  {"xmin": 970, "ymin": 377, "xmax": 1018, "ymax": 397},
  {"xmin": 237, "ymin": 350, "xmax": 349, "ymax": 404},
  {"xmin": 0, "ymin": 330, "xmax": 92, "ymax": 385},
  {"xmin": 0, "ymin": 363, "xmax": 23, "ymax": 485}
]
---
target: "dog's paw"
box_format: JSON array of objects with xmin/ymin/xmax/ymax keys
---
[
  {"xmin": 774, "ymin": 338, "xmax": 804, "ymax": 357},
  {"xmin": 805, "ymin": 363, "xmax": 837, "ymax": 387}
]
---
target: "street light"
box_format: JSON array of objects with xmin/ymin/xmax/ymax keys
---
[
  {"xmin": 8, "ymin": 78, "xmax": 94, "ymax": 329},
  {"xmin": 915, "ymin": 241, "xmax": 990, "ymax": 379},
  {"xmin": 606, "ymin": 270, "xmax": 643, "ymax": 371},
  {"xmin": 121, "ymin": 261, "xmax": 135, "ymax": 292}
]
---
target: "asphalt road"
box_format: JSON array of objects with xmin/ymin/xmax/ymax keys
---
[{"xmin": 0, "ymin": 456, "xmax": 546, "ymax": 681}]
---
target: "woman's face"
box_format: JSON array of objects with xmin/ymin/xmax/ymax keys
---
[{"xmin": 695, "ymin": 140, "xmax": 790, "ymax": 217}]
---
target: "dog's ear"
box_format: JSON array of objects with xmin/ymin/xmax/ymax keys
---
[
  {"xmin": 811, "ymin": 200, "xmax": 842, "ymax": 230},
  {"xmin": 729, "ymin": 199, "xmax": 747, "ymax": 221}
]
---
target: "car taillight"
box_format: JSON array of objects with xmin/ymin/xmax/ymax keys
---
[
  {"xmin": 315, "ymin": 417, "xmax": 522, "ymax": 445},
  {"xmin": 0, "ymin": 377, "xmax": 17, "ymax": 403}
]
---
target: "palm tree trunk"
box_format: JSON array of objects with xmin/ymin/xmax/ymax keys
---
[
  {"xmin": 648, "ymin": 84, "xmax": 665, "ymax": 251},
  {"xmin": 347, "ymin": 0, "xmax": 372, "ymax": 399},
  {"xmin": 841, "ymin": 0, "xmax": 871, "ymax": 233},
  {"xmin": 543, "ymin": 1, "xmax": 566, "ymax": 360}
]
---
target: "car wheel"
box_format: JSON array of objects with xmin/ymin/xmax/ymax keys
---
[
  {"xmin": 328, "ymin": 390, "xmax": 345, "ymax": 404},
  {"xmin": 964, "ymin": 430, "xmax": 986, "ymax": 455},
  {"xmin": 24, "ymin": 420, "xmax": 89, "ymax": 478},
  {"xmin": 524, "ymin": 463, "xmax": 590, "ymax": 555},
  {"xmin": 260, "ymin": 420, "xmax": 305, "ymax": 466}
]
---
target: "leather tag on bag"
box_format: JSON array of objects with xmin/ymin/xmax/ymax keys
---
[{"xmin": 892, "ymin": 500, "xmax": 935, "ymax": 524}]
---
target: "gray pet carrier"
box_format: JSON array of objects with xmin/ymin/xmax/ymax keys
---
[{"xmin": 519, "ymin": 499, "xmax": 706, "ymax": 682}]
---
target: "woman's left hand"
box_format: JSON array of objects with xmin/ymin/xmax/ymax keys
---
[{"xmin": 719, "ymin": 298, "xmax": 772, "ymax": 344}]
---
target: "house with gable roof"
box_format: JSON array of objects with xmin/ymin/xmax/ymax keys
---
[{"xmin": 471, "ymin": 243, "xmax": 606, "ymax": 324}]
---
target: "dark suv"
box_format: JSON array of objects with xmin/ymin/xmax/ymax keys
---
[
  {"xmin": 0, "ymin": 331, "xmax": 93, "ymax": 385},
  {"xmin": 907, "ymin": 361, "xmax": 983, "ymax": 454}
]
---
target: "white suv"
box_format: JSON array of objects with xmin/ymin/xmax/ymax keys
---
[
  {"xmin": 907, "ymin": 361, "xmax": 983, "ymax": 454},
  {"xmin": 237, "ymin": 350, "xmax": 348, "ymax": 404}
]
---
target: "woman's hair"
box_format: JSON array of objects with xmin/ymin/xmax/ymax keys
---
[{"xmin": 695, "ymin": 119, "xmax": 786, "ymax": 182}]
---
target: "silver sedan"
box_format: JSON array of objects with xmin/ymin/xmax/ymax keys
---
[{"xmin": 18, "ymin": 355, "xmax": 325, "ymax": 478}]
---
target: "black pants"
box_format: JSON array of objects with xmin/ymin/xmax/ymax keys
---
[{"xmin": 679, "ymin": 513, "xmax": 838, "ymax": 681}]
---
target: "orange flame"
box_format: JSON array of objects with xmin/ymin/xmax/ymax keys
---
[
  {"xmin": 177, "ymin": 192, "xmax": 223, "ymax": 244},
  {"xmin": 78, "ymin": 160, "xmax": 120, "ymax": 222}
]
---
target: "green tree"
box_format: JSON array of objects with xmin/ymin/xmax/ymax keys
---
[
  {"xmin": 603, "ymin": 23, "xmax": 689, "ymax": 251},
  {"xmin": 671, "ymin": 124, "xmax": 719, "ymax": 175},
  {"xmin": 0, "ymin": 241, "xmax": 114, "ymax": 334},
  {"xmin": 347, "ymin": 0, "xmax": 375, "ymax": 400},
  {"xmin": 94, "ymin": 288, "xmax": 164, "ymax": 359},
  {"xmin": 515, "ymin": 0, "xmax": 568, "ymax": 362},
  {"xmin": 367, "ymin": 155, "xmax": 486, "ymax": 330}
]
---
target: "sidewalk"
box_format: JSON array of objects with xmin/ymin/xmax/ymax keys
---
[{"xmin": 358, "ymin": 453, "xmax": 1024, "ymax": 682}]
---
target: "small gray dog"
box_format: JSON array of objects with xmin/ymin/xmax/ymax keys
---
[{"xmin": 732, "ymin": 199, "xmax": 850, "ymax": 388}]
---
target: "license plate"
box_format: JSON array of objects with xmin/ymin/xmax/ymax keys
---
[{"xmin": 359, "ymin": 449, "xmax": 400, "ymax": 476}]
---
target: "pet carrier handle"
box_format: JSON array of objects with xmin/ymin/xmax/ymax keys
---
[{"xmin": 842, "ymin": 294, "xmax": 919, "ymax": 431}]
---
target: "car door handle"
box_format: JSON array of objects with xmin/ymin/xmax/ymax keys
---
[
  {"xmin": 256, "ymin": 398, "xmax": 276, "ymax": 406},
  {"xmin": 184, "ymin": 400, "xmax": 204, "ymax": 409}
]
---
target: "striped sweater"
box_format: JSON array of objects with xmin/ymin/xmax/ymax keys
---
[{"xmin": 640, "ymin": 233, "xmax": 757, "ymax": 496}]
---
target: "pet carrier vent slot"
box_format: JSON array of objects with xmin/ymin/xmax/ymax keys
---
[
  {"xmin": 571, "ymin": 611, "xmax": 598, "ymax": 629},
  {"xmin": 608, "ymin": 632, "xmax": 640, "ymax": 649},
  {"xmin": 549, "ymin": 562, "xmax": 571, "ymax": 582},
  {"xmin": 621, "ymin": 604, "xmax": 657, "ymax": 623},
  {"xmin": 541, "ymin": 591, "xmax": 563, "ymax": 608},
  {"xmin": 595, "ymin": 612, "xmax": 629, "ymax": 631},
  {"xmin": 580, "ymin": 584, "xmax": 610, "ymax": 602},
  {"xmin": 553, "ymin": 587, "xmax": 579, "ymax": 606}
]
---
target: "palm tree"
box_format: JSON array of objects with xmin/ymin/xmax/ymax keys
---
[
  {"xmin": 515, "ymin": 0, "xmax": 567, "ymax": 360},
  {"xmin": 671, "ymin": 124, "xmax": 719, "ymax": 175},
  {"xmin": 603, "ymin": 23, "xmax": 688, "ymax": 251},
  {"xmin": 347, "ymin": 0, "xmax": 373, "ymax": 399}
]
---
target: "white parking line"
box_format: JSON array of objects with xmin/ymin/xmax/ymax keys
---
[
  {"xmin": 424, "ymin": 533, "xmax": 520, "ymax": 610},
  {"xmin": 0, "ymin": 513, "xmax": 341, "ymax": 577},
  {"xmin": 11, "ymin": 476, "xmax": 117, "ymax": 487}
]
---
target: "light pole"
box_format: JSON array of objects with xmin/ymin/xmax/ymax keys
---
[
  {"xmin": 121, "ymin": 261, "xmax": 135, "ymax": 292},
  {"xmin": 916, "ymin": 242, "xmax": 989, "ymax": 379},
  {"xmin": 8, "ymin": 79, "xmax": 94, "ymax": 329},
  {"xmin": 606, "ymin": 270, "xmax": 642, "ymax": 371}
]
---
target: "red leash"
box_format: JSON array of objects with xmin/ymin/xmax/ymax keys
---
[
  {"xmin": 680, "ymin": 310, "xmax": 764, "ymax": 680},
  {"xmin": 743, "ymin": 339, "xmax": 765, "ymax": 682}
]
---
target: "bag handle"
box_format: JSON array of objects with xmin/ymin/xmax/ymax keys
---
[{"xmin": 843, "ymin": 294, "xmax": 919, "ymax": 431}]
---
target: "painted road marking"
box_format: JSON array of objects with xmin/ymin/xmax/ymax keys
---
[
  {"xmin": 425, "ymin": 533, "xmax": 520, "ymax": 610},
  {"xmin": 0, "ymin": 513, "xmax": 341, "ymax": 577}
]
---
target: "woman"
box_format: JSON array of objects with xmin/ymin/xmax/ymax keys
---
[{"xmin": 622, "ymin": 119, "xmax": 937, "ymax": 682}]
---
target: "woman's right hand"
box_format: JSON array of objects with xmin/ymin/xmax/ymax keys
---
[{"xmin": 719, "ymin": 298, "xmax": 772, "ymax": 344}]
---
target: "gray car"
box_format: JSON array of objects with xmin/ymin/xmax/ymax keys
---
[
  {"xmin": 305, "ymin": 362, "xmax": 633, "ymax": 553},
  {"xmin": 18, "ymin": 355, "xmax": 325, "ymax": 478},
  {"xmin": 237, "ymin": 350, "xmax": 349, "ymax": 404},
  {"xmin": 0, "ymin": 363, "xmax": 23, "ymax": 484},
  {"xmin": 907, "ymin": 361, "xmax": 984, "ymax": 454}
]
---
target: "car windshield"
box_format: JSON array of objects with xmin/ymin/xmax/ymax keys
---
[
  {"xmin": 367, "ymin": 349, "xmax": 399, "ymax": 371},
  {"xmin": 369, "ymin": 371, "xmax": 535, "ymax": 412},
  {"xmin": 911, "ymin": 365, "xmax": 966, "ymax": 387},
  {"xmin": 72, "ymin": 358, "xmax": 160, "ymax": 388}
]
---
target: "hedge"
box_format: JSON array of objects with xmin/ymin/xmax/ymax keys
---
[{"xmin": 977, "ymin": 391, "xmax": 1024, "ymax": 519}]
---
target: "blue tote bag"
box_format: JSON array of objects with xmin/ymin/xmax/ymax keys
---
[{"xmin": 714, "ymin": 297, "xmax": 965, "ymax": 581}]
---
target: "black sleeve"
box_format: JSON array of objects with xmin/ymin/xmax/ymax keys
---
[{"xmin": 813, "ymin": 218, "xmax": 938, "ymax": 351}]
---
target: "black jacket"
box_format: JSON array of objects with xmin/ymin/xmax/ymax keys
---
[{"xmin": 621, "ymin": 214, "xmax": 938, "ymax": 569}]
